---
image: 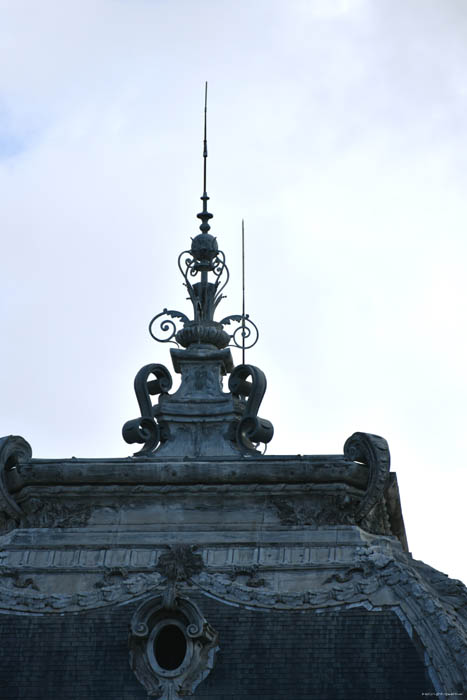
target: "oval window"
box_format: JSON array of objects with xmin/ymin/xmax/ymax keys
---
[{"xmin": 154, "ymin": 624, "xmax": 187, "ymax": 671}]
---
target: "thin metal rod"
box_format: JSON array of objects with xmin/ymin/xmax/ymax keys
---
[
  {"xmin": 242, "ymin": 219, "xmax": 246, "ymax": 365},
  {"xmin": 203, "ymin": 81, "xmax": 208, "ymax": 196}
]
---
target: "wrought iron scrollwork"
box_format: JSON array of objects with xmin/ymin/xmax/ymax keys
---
[
  {"xmin": 148, "ymin": 309, "xmax": 189, "ymax": 346},
  {"xmin": 229, "ymin": 364, "xmax": 274, "ymax": 451},
  {"xmin": 220, "ymin": 314, "xmax": 259, "ymax": 350},
  {"xmin": 122, "ymin": 364, "xmax": 173, "ymax": 455},
  {"xmin": 146, "ymin": 88, "xmax": 263, "ymax": 360},
  {"xmin": 344, "ymin": 432, "xmax": 390, "ymax": 522},
  {"xmin": 178, "ymin": 248, "xmax": 229, "ymax": 322}
]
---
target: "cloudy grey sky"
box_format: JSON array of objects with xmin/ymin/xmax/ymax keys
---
[{"xmin": 1, "ymin": 0, "xmax": 466, "ymax": 582}]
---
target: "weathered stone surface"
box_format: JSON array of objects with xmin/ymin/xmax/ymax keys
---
[
  {"xmin": 2, "ymin": 447, "xmax": 402, "ymax": 545},
  {"xmin": 0, "ymin": 431, "xmax": 465, "ymax": 696}
]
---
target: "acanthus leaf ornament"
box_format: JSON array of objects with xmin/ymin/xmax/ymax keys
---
[{"xmin": 155, "ymin": 545, "xmax": 205, "ymax": 583}]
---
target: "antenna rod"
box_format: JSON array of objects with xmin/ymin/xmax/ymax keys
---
[
  {"xmin": 197, "ymin": 82, "xmax": 212, "ymax": 234},
  {"xmin": 203, "ymin": 81, "xmax": 208, "ymax": 196},
  {"xmin": 242, "ymin": 219, "xmax": 246, "ymax": 365}
]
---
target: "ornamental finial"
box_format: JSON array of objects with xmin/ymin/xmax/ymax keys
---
[
  {"xmin": 197, "ymin": 81, "xmax": 213, "ymax": 235},
  {"xmin": 148, "ymin": 85, "xmax": 259, "ymax": 353}
]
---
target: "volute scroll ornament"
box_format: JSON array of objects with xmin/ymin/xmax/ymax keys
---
[
  {"xmin": 229, "ymin": 364, "xmax": 274, "ymax": 451},
  {"xmin": 149, "ymin": 309, "xmax": 189, "ymax": 346},
  {"xmin": 219, "ymin": 314, "xmax": 259, "ymax": 351},
  {"xmin": 343, "ymin": 432, "xmax": 390, "ymax": 522},
  {"xmin": 122, "ymin": 364, "xmax": 173, "ymax": 455},
  {"xmin": 0, "ymin": 435, "xmax": 31, "ymax": 523}
]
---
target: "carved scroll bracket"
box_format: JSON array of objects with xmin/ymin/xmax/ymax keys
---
[
  {"xmin": 229, "ymin": 364, "xmax": 274, "ymax": 452},
  {"xmin": 0, "ymin": 435, "xmax": 31, "ymax": 523},
  {"xmin": 344, "ymin": 432, "xmax": 390, "ymax": 523},
  {"xmin": 122, "ymin": 364, "xmax": 173, "ymax": 455}
]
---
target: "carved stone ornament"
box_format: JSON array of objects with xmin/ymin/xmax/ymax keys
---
[
  {"xmin": 122, "ymin": 364, "xmax": 173, "ymax": 455},
  {"xmin": 19, "ymin": 498, "xmax": 92, "ymax": 528},
  {"xmin": 343, "ymin": 432, "xmax": 390, "ymax": 522},
  {"xmin": 228, "ymin": 364, "xmax": 273, "ymax": 451},
  {"xmin": 156, "ymin": 545, "xmax": 205, "ymax": 583},
  {"xmin": 0, "ymin": 435, "xmax": 31, "ymax": 526},
  {"xmin": 0, "ymin": 570, "xmax": 163, "ymax": 613},
  {"xmin": 129, "ymin": 592, "xmax": 218, "ymax": 699},
  {"xmin": 193, "ymin": 547, "xmax": 467, "ymax": 695},
  {"xmin": 269, "ymin": 494, "xmax": 354, "ymax": 527}
]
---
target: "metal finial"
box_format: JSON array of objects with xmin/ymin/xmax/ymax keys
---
[
  {"xmin": 203, "ymin": 81, "xmax": 208, "ymax": 193},
  {"xmin": 242, "ymin": 219, "xmax": 246, "ymax": 365},
  {"xmin": 197, "ymin": 81, "xmax": 212, "ymax": 233},
  {"xmin": 148, "ymin": 84, "xmax": 259, "ymax": 355}
]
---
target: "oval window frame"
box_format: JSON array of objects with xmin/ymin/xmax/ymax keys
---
[{"xmin": 147, "ymin": 618, "xmax": 193, "ymax": 678}]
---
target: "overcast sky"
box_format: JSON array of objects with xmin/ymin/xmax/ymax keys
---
[{"xmin": 1, "ymin": 0, "xmax": 466, "ymax": 583}]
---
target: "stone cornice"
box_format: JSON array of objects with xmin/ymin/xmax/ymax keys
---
[
  {"xmin": 0, "ymin": 434, "xmax": 407, "ymax": 547},
  {"xmin": 12, "ymin": 455, "xmax": 367, "ymax": 488}
]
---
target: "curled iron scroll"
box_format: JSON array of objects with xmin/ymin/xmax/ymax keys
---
[
  {"xmin": 343, "ymin": 432, "xmax": 390, "ymax": 522},
  {"xmin": 149, "ymin": 309, "xmax": 189, "ymax": 346},
  {"xmin": 122, "ymin": 364, "xmax": 173, "ymax": 455},
  {"xmin": 211, "ymin": 250, "xmax": 229, "ymax": 309},
  {"xmin": 229, "ymin": 364, "xmax": 273, "ymax": 451},
  {"xmin": 220, "ymin": 314, "xmax": 259, "ymax": 350},
  {"xmin": 178, "ymin": 249, "xmax": 229, "ymax": 321}
]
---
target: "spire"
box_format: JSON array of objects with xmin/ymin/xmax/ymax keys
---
[
  {"xmin": 197, "ymin": 81, "xmax": 213, "ymax": 234},
  {"xmin": 147, "ymin": 84, "xmax": 259, "ymax": 354},
  {"xmin": 124, "ymin": 84, "xmax": 273, "ymax": 456}
]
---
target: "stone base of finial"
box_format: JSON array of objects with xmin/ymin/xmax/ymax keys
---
[{"xmin": 153, "ymin": 346, "xmax": 243, "ymax": 458}]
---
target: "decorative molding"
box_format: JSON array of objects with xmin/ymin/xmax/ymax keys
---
[
  {"xmin": 0, "ymin": 435, "xmax": 31, "ymax": 521},
  {"xmin": 269, "ymin": 494, "xmax": 354, "ymax": 527},
  {"xmin": 175, "ymin": 320, "xmax": 231, "ymax": 350},
  {"xmin": 19, "ymin": 499, "xmax": 92, "ymax": 528},
  {"xmin": 0, "ymin": 538, "xmax": 464, "ymax": 693},
  {"xmin": 94, "ymin": 567, "xmax": 129, "ymax": 588},
  {"xmin": 230, "ymin": 565, "xmax": 266, "ymax": 588},
  {"xmin": 193, "ymin": 546, "xmax": 467, "ymax": 695},
  {"xmin": 0, "ymin": 539, "xmax": 397, "ymax": 574},
  {"xmin": 0, "ymin": 571, "xmax": 163, "ymax": 613},
  {"xmin": 155, "ymin": 545, "xmax": 205, "ymax": 582},
  {"xmin": 356, "ymin": 547, "xmax": 467, "ymax": 695},
  {"xmin": 129, "ymin": 592, "xmax": 218, "ymax": 699},
  {"xmin": 343, "ymin": 432, "xmax": 390, "ymax": 523},
  {"xmin": 264, "ymin": 434, "xmax": 391, "ymax": 532},
  {"xmin": 0, "ymin": 571, "xmax": 39, "ymax": 591}
]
